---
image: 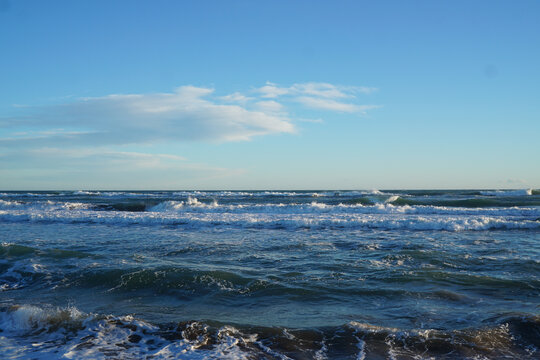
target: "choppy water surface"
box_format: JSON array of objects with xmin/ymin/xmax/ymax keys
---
[{"xmin": 1, "ymin": 190, "xmax": 539, "ymax": 359}]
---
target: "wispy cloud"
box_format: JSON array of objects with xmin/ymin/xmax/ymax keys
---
[
  {"xmin": 0, "ymin": 86, "xmax": 296, "ymax": 148},
  {"xmin": 219, "ymin": 92, "xmax": 253, "ymax": 103},
  {"xmin": 28, "ymin": 148, "xmax": 187, "ymax": 167},
  {"xmin": 295, "ymin": 97, "xmax": 380, "ymax": 113},
  {"xmin": 257, "ymin": 83, "xmax": 292, "ymax": 98},
  {"xmin": 255, "ymin": 81, "xmax": 378, "ymax": 113},
  {"xmin": 254, "ymin": 100, "xmax": 285, "ymax": 114},
  {"xmin": 256, "ymin": 82, "xmax": 378, "ymax": 98}
]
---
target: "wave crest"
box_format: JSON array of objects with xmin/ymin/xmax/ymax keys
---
[
  {"xmin": 1, "ymin": 304, "xmax": 538, "ymax": 359},
  {"xmin": 481, "ymin": 189, "xmax": 533, "ymax": 197}
]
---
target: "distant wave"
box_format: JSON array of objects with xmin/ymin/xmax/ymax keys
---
[
  {"xmin": 74, "ymin": 190, "xmax": 157, "ymax": 198},
  {"xmin": 1, "ymin": 191, "xmax": 540, "ymax": 231},
  {"xmin": 0, "ymin": 199, "xmax": 91, "ymax": 211},
  {"xmin": 480, "ymin": 189, "xmax": 533, "ymax": 196},
  {"xmin": 384, "ymin": 195, "xmax": 401, "ymax": 203},
  {"xmin": 2, "ymin": 189, "xmax": 538, "ymax": 200},
  {"xmin": 150, "ymin": 197, "xmax": 219, "ymax": 211},
  {"xmin": 1, "ymin": 205, "xmax": 538, "ymax": 231},
  {"xmin": 4, "ymin": 198, "xmax": 539, "ymax": 216}
]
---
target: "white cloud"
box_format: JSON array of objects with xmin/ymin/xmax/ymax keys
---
[
  {"xmin": 295, "ymin": 96, "xmax": 380, "ymax": 113},
  {"xmin": 219, "ymin": 92, "xmax": 253, "ymax": 103},
  {"xmin": 0, "ymin": 86, "xmax": 295, "ymax": 148},
  {"xmin": 254, "ymin": 100, "xmax": 285, "ymax": 113},
  {"xmin": 356, "ymin": 86, "xmax": 378, "ymax": 94},
  {"xmin": 291, "ymin": 82, "xmax": 351, "ymax": 98},
  {"xmin": 257, "ymin": 82, "xmax": 291, "ymax": 98},
  {"xmin": 256, "ymin": 81, "xmax": 378, "ymax": 98},
  {"xmin": 254, "ymin": 81, "xmax": 379, "ymax": 113}
]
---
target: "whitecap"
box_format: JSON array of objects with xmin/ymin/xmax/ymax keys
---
[{"xmin": 480, "ymin": 189, "xmax": 532, "ymax": 197}]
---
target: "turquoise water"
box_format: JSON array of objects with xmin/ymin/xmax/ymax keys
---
[{"xmin": 1, "ymin": 190, "xmax": 539, "ymax": 359}]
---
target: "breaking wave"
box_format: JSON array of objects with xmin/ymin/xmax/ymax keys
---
[
  {"xmin": 1, "ymin": 198, "xmax": 539, "ymax": 231},
  {"xmin": 1, "ymin": 304, "xmax": 538, "ymax": 359},
  {"xmin": 481, "ymin": 189, "xmax": 533, "ymax": 196}
]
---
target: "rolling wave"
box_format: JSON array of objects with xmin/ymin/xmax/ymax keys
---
[
  {"xmin": 1, "ymin": 198, "xmax": 539, "ymax": 231},
  {"xmin": 1, "ymin": 304, "xmax": 538, "ymax": 359},
  {"xmin": 481, "ymin": 189, "xmax": 533, "ymax": 196}
]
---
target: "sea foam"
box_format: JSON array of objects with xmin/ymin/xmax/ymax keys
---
[
  {"xmin": 480, "ymin": 189, "xmax": 533, "ymax": 196},
  {"xmin": 1, "ymin": 205, "xmax": 538, "ymax": 231}
]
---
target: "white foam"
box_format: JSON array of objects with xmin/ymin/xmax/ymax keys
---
[
  {"xmin": 0, "ymin": 192, "xmax": 53, "ymax": 198},
  {"xmin": 314, "ymin": 337, "xmax": 329, "ymax": 360},
  {"xmin": 1, "ymin": 204, "xmax": 538, "ymax": 231},
  {"xmin": 384, "ymin": 195, "xmax": 400, "ymax": 203},
  {"xmin": 0, "ymin": 199, "xmax": 90, "ymax": 211},
  {"xmin": 310, "ymin": 202, "xmax": 329, "ymax": 210},
  {"xmin": 173, "ymin": 191, "xmax": 253, "ymax": 197},
  {"xmin": 354, "ymin": 335, "xmax": 366, "ymax": 360},
  {"xmin": 150, "ymin": 197, "xmax": 219, "ymax": 212},
  {"xmin": 480, "ymin": 189, "xmax": 533, "ymax": 196},
  {"xmin": 1, "ymin": 197, "xmax": 539, "ymax": 232},
  {"xmin": 0, "ymin": 305, "xmax": 261, "ymax": 359},
  {"xmin": 0, "ymin": 305, "xmax": 84, "ymax": 333},
  {"xmin": 0, "ymin": 199, "xmax": 22, "ymax": 209},
  {"xmin": 0, "ymin": 257, "xmax": 52, "ymax": 291},
  {"xmin": 73, "ymin": 191, "xmax": 156, "ymax": 198},
  {"xmin": 74, "ymin": 190, "xmax": 100, "ymax": 196}
]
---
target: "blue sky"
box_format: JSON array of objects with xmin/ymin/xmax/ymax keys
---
[{"xmin": 0, "ymin": 0, "xmax": 539, "ymax": 190}]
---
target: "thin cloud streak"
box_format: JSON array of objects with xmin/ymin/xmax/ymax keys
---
[
  {"xmin": 295, "ymin": 97, "xmax": 380, "ymax": 113},
  {"xmin": 257, "ymin": 82, "xmax": 378, "ymax": 98},
  {"xmin": 255, "ymin": 82, "xmax": 379, "ymax": 113}
]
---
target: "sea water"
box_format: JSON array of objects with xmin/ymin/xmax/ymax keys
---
[{"xmin": 0, "ymin": 190, "xmax": 539, "ymax": 359}]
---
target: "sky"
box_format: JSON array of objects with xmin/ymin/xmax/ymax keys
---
[{"xmin": 0, "ymin": 0, "xmax": 539, "ymax": 190}]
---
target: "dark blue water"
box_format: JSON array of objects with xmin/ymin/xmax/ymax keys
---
[{"xmin": 1, "ymin": 190, "xmax": 539, "ymax": 359}]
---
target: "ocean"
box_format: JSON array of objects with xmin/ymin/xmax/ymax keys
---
[{"xmin": 0, "ymin": 189, "xmax": 539, "ymax": 359}]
